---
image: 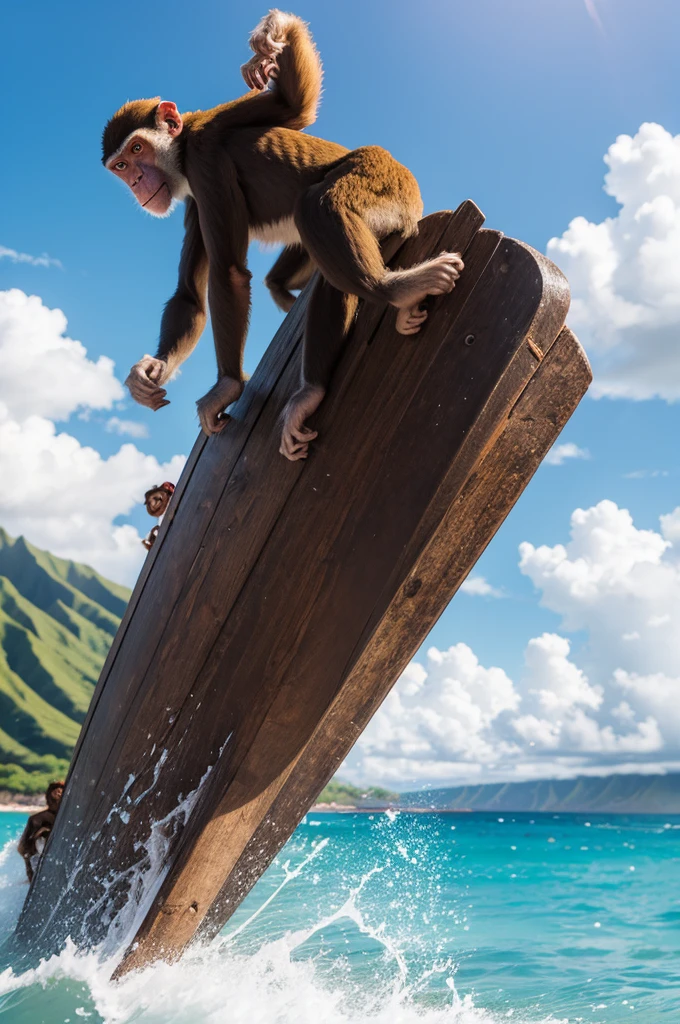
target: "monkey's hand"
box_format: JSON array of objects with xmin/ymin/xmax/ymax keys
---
[
  {"xmin": 241, "ymin": 53, "xmax": 278, "ymax": 90},
  {"xmin": 125, "ymin": 356, "xmax": 170, "ymax": 411},
  {"xmin": 196, "ymin": 376, "xmax": 245, "ymax": 436},
  {"xmin": 241, "ymin": 10, "xmax": 290, "ymax": 90}
]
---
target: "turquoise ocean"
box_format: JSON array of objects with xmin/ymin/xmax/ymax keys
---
[{"xmin": 0, "ymin": 809, "xmax": 678, "ymax": 1023}]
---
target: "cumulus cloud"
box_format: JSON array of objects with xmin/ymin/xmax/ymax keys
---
[
  {"xmin": 0, "ymin": 289, "xmax": 185, "ymax": 585},
  {"xmin": 544, "ymin": 442, "xmax": 590, "ymax": 466},
  {"xmin": 344, "ymin": 499, "xmax": 680, "ymax": 788},
  {"xmin": 512, "ymin": 632, "xmax": 661, "ymax": 757},
  {"xmin": 0, "ymin": 290, "xmax": 122, "ymax": 420},
  {"xmin": 459, "ymin": 575, "xmax": 503, "ymax": 598},
  {"xmin": 0, "ymin": 245, "xmax": 62, "ymax": 270},
  {"xmin": 548, "ymin": 122, "xmax": 680, "ymax": 400},
  {"xmin": 519, "ymin": 500, "xmax": 678, "ymax": 674},
  {"xmin": 106, "ymin": 416, "xmax": 150, "ymax": 439},
  {"xmin": 348, "ymin": 644, "xmax": 521, "ymax": 785}
]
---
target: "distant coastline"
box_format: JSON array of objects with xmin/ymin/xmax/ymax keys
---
[
  {"xmin": 8, "ymin": 771, "xmax": 680, "ymax": 818},
  {"xmin": 309, "ymin": 803, "xmax": 473, "ymax": 814},
  {"xmin": 313, "ymin": 772, "xmax": 680, "ymax": 815}
]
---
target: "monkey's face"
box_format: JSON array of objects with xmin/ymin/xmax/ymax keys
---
[
  {"xmin": 106, "ymin": 101, "xmax": 188, "ymax": 217},
  {"xmin": 47, "ymin": 786, "xmax": 64, "ymax": 812},
  {"xmin": 145, "ymin": 488, "xmax": 171, "ymax": 517}
]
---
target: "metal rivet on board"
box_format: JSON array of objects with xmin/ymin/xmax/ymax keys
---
[{"xmin": 464, "ymin": 334, "xmax": 475, "ymax": 346}]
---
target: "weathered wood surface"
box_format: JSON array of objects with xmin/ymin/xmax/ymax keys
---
[{"xmin": 14, "ymin": 200, "xmax": 591, "ymax": 974}]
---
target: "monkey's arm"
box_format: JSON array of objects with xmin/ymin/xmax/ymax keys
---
[
  {"xmin": 16, "ymin": 820, "xmax": 31, "ymax": 858},
  {"xmin": 193, "ymin": 159, "xmax": 252, "ymax": 435},
  {"xmin": 125, "ymin": 199, "xmax": 208, "ymax": 410},
  {"xmin": 241, "ymin": 10, "xmax": 322, "ymax": 129},
  {"xmin": 189, "ymin": 11, "xmax": 322, "ymax": 136}
]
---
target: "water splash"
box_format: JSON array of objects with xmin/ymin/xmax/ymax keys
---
[
  {"xmin": 0, "ymin": 931, "xmax": 563, "ymax": 1024},
  {"xmin": 221, "ymin": 837, "xmax": 331, "ymax": 944},
  {"xmin": 0, "ymin": 814, "xmax": 561, "ymax": 1024}
]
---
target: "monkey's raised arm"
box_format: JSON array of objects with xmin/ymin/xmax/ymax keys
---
[
  {"xmin": 242, "ymin": 10, "xmax": 323, "ymax": 129},
  {"xmin": 187, "ymin": 11, "xmax": 322, "ymax": 135}
]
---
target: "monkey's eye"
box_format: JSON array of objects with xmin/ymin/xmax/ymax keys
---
[
  {"xmin": 115, "ymin": 161, "xmax": 127, "ymax": 171},
  {"xmin": 131, "ymin": 142, "xmax": 142, "ymax": 154}
]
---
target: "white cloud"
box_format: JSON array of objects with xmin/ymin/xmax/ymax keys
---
[
  {"xmin": 544, "ymin": 442, "xmax": 590, "ymax": 466},
  {"xmin": 459, "ymin": 575, "xmax": 503, "ymax": 598},
  {"xmin": 512, "ymin": 632, "xmax": 661, "ymax": 756},
  {"xmin": 343, "ymin": 499, "xmax": 680, "ymax": 788},
  {"xmin": 347, "ymin": 644, "xmax": 521, "ymax": 785},
  {"xmin": 547, "ymin": 122, "xmax": 680, "ymax": 400},
  {"xmin": 519, "ymin": 500, "xmax": 677, "ymax": 671},
  {"xmin": 623, "ymin": 469, "xmax": 669, "ymax": 479},
  {"xmin": 0, "ymin": 409, "xmax": 184, "ymax": 585},
  {"xmin": 0, "ymin": 289, "xmax": 122, "ymax": 420},
  {"xmin": 0, "ymin": 289, "xmax": 185, "ymax": 585},
  {"xmin": 0, "ymin": 245, "xmax": 62, "ymax": 270},
  {"xmin": 518, "ymin": 501, "xmax": 680, "ymax": 756},
  {"xmin": 106, "ymin": 416, "xmax": 150, "ymax": 439}
]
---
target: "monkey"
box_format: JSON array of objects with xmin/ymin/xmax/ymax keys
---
[
  {"xmin": 104, "ymin": 10, "xmax": 464, "ymax": 460},
  {"xmin": 144, "ymin": 481, "xmax": 175, "ymax": 518},
  {"xmin": 17, "ymin": 781, "xmax": 64, "ymax": 883},
  {"xmin": 141, "ymin": 481, "xmax": 175, "ymax": 549}
]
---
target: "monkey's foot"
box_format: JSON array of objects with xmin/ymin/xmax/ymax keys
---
[
  {"xmin": 391, "ymin": 252, "xmax": 465, "ymax": 336},
  {"xmin": 197, "ymin": 376, "xmax": 244, "ymax": 436},
  {"xmin": 280, "ymin": 385, "xmax": 325, "ymax": 461}
]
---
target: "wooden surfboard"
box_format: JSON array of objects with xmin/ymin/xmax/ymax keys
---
[{"xmin": 13, "ymin": 201, "xmax": 591, "ymax": 975}]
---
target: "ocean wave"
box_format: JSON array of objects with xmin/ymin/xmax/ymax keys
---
[
  {"xmin": 0, "ymin": 934, "xmax": 568, "ymax": 1024},
  {"xmin": 0, "ymin": 827, "xmax": 567, "ymax": 1024}
]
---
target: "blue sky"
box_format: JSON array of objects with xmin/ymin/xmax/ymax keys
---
[{"xmin": 3, "ymin": 0, "xmax": 680, "ymax": 786}]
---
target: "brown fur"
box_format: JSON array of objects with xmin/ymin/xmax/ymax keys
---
[{"xmin": 105, "ymin": 11, "xmax": 459, "ymax": 455}]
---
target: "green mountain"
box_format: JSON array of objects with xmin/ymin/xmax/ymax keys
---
[
  {"xmin": 0, "ymin": 528, "xmax": 130, "ymax": 795},
  {"xmin": 401, "ymin": 774, "xmax": 680, "ymax": 814}
]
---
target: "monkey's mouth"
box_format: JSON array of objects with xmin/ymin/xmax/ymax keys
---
[{"xmin": 142, "ymin": 182, "xmax": 170, "ymax": 208}]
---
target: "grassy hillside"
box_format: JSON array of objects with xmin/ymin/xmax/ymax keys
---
[
  {"xmin": 316, "ymin": 780, "xmax": 399, "ymax": 806},
  {"xmin": 0, "ymin": 528, "xmax": 130, "ymax": 794}
]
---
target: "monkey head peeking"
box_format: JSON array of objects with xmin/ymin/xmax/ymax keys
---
[
  {"xmin": 144, "ymin": 481, "xmax": 175, "ymax": 518},
  {"xmin": 104, "ymin": 10, "xmax": 464, "ymax": 457},
  {"xmin": 141, "ymin": 481, "xmax": 175, "ymax": 551}
]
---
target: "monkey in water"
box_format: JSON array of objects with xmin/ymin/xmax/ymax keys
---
[
  {"xmin": 104, "ymin": 10, "xmax": 464, "ymax": 460},
  {"xmin": 17, "ymin": 781, "xmax": 64, "ymax": 883}
]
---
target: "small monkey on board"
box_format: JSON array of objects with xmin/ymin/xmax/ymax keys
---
[
  {"xmin": 104, "ymin": 10, "xmax": 464, "ymax": 459},
  {"xmin": 141, "ymin": 481, "xmax": 175, "ymax": 550}
]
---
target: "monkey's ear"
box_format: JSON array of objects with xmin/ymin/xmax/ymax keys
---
[{"xmin": 156, "ymin": 100, "xmax": 183, "ymax": 136}]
